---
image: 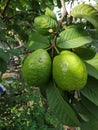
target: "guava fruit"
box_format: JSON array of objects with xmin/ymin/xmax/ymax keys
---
[
  {"xmin": 53, "ymin": 50, "xmax": 88, "ymax": 91},
  {"xmin": 22, "ymin": 49, "xmax": 52, "ymax": 87}
]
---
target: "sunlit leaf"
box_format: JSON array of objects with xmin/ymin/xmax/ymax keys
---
[
  {"xmin": 45, "ymin": 7, "xmax": 57, "ymax": 20},
  {"xmin": 71, "ymin": 4, "xmax": 98, "ymax": 31},
  {"xmin": 57, "ymin": 26, "xmax": 92, "ymax": 49}
]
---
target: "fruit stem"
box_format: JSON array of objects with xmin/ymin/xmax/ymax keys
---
[
  {"xmin": 54, "ymin": 46, "xmax": 60, "ymax": 54},
  {"xmin": 51, "ymin": 35, "xmax": 59, "ymax": 58}
]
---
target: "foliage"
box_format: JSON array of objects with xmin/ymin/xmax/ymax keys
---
[
  {"xmin": 0, "ymin": 0, "xmax": 98, "ymax": 130},
  {"xmin": 0, "ymin": 80, "xmax": 64, "ymax": 130}
]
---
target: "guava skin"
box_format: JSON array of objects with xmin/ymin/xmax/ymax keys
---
[
  {"xmin": 22, "ymin": 49, "xmax": 52, "ymax": 87},
  {"xmin": 53, "ymin": 50, "xmax": 88, "ymax": 91}
]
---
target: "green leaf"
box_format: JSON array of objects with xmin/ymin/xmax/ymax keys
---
[
  {"xmin": 45, "ymin": 7, "xmax": 57, "ymax": 20},
  {"xmin": 75, "ymin": 95, "xmax": 98, "ymax": 130},
  {"xmin": 85, "ymin": 53, "xmax": 98, "ymax": 79},
  {"xmin": 85, "ymin": 53, "xmax": 98, "ymax": 70},
  {"xmin": 81, "ymin": 76, "xmax": 98, "ymax": 106},
  {"xmin": 79, "ymin": 96, "xmax": 98, "ymax": 130},
  {"xmin": 46, "ymin": 81, "xmax": 80, "ymax": 127},
  {"xmin": 81, "ymin": 95, "xmax": 98, "ymax": 120},
  {"xmin": 18, "ymin": 0, "xmax": 26, "ymax": 7},
  {"xmin": 71, "ymin": 4, "xmax": 98, "ymax": 31},
  {"xmin": 8, "ymin": 49, "xmax": 20, "ymax": 57},
  {"xmin": 57, "ymin": 26, "xmax": 92, "ymax": 49},
  {"xmin": 74, "ymin": 47, "xmax": 96, "ymax": 60},
  {"xmin": 0, "ymin": 48, "xmax": 10, "ymax": 62},
  {"xmin": 0, "ymin": 31, "xmax": 6, "ymax": 41},
  {"xmin": 0, "ymin": 18, "xmax": 5, "ymax": 28},
  {"xmin": 81, "ymin": 119, "xmax": 98, "ymax": 130},
  {"xmin": 0, "ymin": 58, "xmax": 7, "ymax": 73},
  {"xmin": 85, "ymin": 62, "xmax": 98, "ymax": 79},
  {"xmin": 56, "ymin": 0, "xmax": 61, "ymax": 8},
  {"xmin": 26, "ymin": 32, "xmax": 50, "ymax": 51}
]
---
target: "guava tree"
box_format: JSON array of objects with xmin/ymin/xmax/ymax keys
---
[{"xmin": 0, "ymin": 0, "xmax": 98, "ymax": 130}]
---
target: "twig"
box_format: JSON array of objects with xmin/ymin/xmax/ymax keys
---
[
  {"xmin": 14, "ymin": 45, "xmax": 24, "ymax": 49},
  {"xmin": 1, "ymin": 0, "xmax": 11, "ymax": 18},
  {"xmin": 60, "ymin": 0, "xmax": 67, "ymax": 21}
]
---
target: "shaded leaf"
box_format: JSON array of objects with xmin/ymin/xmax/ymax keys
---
[
  {"xmin": 0, "ymin": 31, "xmax": 6, "ymax": 41},
  {"xmin": 80, "ymin": 119, "xmax": 98, "ymax": 130},
  {"xmin": 26, "ymin": 32, "xmax": 50, "ymax": 50},
  {"xmin": 46, "ymin": 81, "xmax": 80, "ymax": 127},
  {"xmin": 79, "ymin": 96, "xmax": 98, "ymax": 130},
  {"xmin": 0, "ymin": 58, "xmax": 7, "ymax": 73},
  {"xmin": 0, "ymin": 48, "xmax": 10, "ymax": 62},
  {"xmin": 0, "ymin": 18, "xmax": 5, "ymax": 28},
  {"xmin": 57, "ymin": 26, "xmax": 92, "ymax": 49},
  {"xmin": 75, "ymin": 95, "xmax": 98, "ymax": 130},
  {"xmin": 81, "ymin": 95, "xmax": 98, "ymax": 120},
  {"xmin": 74, "ymin": 47, "xmax": 96, "ymax": 60},
  {"xmin": 71, "ymin": 4, "xmax": 98, "ymax": 31},
  {"xmin": 56, "ymin": 0, "xmax": 61, "ymax": 8},
  {"xmin": 81, "ymin": 76, "xmax": 98, "ymax": 106}
]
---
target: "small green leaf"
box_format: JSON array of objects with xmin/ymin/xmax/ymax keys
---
[
  {"xmin": 45, "ymin": 7, "xmax": 57, "ymax": 20},
  {"xmin": 46, "ymin": 81, "xmax": 80, "ymax": 127},
  {"xmin": 71, "ymin": 4, "xmax": 98, "ymax": 31},
  {"xmin": 85, "ymin": 53, "xmax": 98, "ymax": 70},
  {"xmin": 26, "ymin": 32, "xmax": 50, "ymax": 50},
  {"xmin": 81, "ymin": 76, "xmax": 98, "ymax": 106},
  {"xmin": 84, "ymin": 53, "xmax": 98, "ymax": 79},
  {"xmin": 57, "ymin": 27, "xmax": 92, "ymax": 49},
  {"xmin": 85, "ymin": 62, "xmax": 98, "ymax": 79}
]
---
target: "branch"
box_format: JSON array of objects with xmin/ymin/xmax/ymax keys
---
[
  {"xmin": 1, "ymin": 0, "xmax": 11, "ymax": 18},
  {"xmin": 60, "ymin": 0, "xmax": 67, "ymax": 21}
]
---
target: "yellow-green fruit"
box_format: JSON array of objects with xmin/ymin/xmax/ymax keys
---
[
  {"xmin": 22, "ymin": 49, "xmax": 51, "ymax": 87},
  {"xmin": 53, "ymin": 50, "xmax": 88, "ymax": 91},
  {"xmin": 34, "ymin": 15, "xmax": 58, "ymax": 35}
]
